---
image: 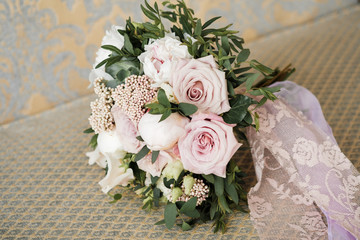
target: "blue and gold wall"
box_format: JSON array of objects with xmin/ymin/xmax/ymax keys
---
[{"xmin": 0, "ymin": 0, "xmax": 356, "ymax": 124}]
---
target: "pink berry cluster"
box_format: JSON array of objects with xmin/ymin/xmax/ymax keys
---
[
  {"xmin": 89, "ymin": 78, "xmax": 115, "ymax": 134},
  {"xmin": 112, "ymin": 75, "xmax": 156, "ymax": 124}
]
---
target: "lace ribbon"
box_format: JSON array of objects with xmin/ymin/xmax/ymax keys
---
[{"xmin": 247, "ymin": 81, "xmax": 360, "ymax": 239}]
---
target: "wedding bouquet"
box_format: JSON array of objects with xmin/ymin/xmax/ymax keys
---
[{"xmin": 84, "ymin": 0, "xmax": 294, "ymax": 233}]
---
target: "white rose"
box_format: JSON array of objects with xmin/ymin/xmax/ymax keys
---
[
  {"xmin": 138, "ymin": 33, "xmax": 192, "ymax": 87},
  {"xmin": 138, "ymin": 112, "xmax": 189, "ymax": 151},
  {"xmin": 89, "ymin": 25, "xmax": 124, "ymax": 85}
]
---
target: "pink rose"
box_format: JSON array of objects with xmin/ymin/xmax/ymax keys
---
[
  {"xmin": 111, "ymin": 105, "xmax": 144, "ymax": 153},
  {"xmin": 137, "ymin": 151, "xmax": 175, "ymax": 177},
  {"xmin": 178, "ymin": 113, "xmax": 241, "ymax": 178},
  {"xmin": 169, "ymin": 55, "xmax": 231, "ymax": 114}
]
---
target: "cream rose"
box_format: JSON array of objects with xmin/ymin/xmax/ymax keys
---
[
  {"xmin": 169, "ymin": 55, "xmax": 231, "ymax": 114},
  {"xmin": 178, "ymin": 113, "xmax": 241, "ymax": 178},
  {"xmin": 138, "ymin": 33, "xmax": 192, "ymax": 86},
  {"xmin": 138, "ymin": 112, "xmax": 189, "ymax": 151}
]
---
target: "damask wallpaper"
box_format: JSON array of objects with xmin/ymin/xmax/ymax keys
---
[{"xmin": 0, "ymin": 0, "xmax": 356, "ymax": 124}]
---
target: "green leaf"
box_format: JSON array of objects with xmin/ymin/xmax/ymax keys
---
[
  {"xmin": 134, "ymin": 145, "xmax": 150, "ymax": 161},
  {"xmin": 101, "ymin": 45, "xmax": 122, "ymax": 55},
  {"xmin": 95, "ymin": 58, "xmax": 109, "ymax": 69},
  {"xmin": 221, "ymin": 36, "xmax": 230, "ymax": 54},
  {"xmin": 151, "ymin": 150, "xmax": 160, "ymax": 163},
  {"xmin": 153, "ymin": 187, "xmax": 161, "ymax": 207},
  {"xmin": 250, "ymin": 59, "xmax": 274, "ymax": 75},
  {"xmin": 163, "ymin": 177, "xmax": 175, "ymax": 188},
  {"xmin": 114, "ymin": 193, "xmax": 122, "ymax": 200},
  {"xmin": 233, "ymin": 67, "xmax": 252, "ymax": 74},
  {"xmin": 264, "ymin": 86, "xmax": 281, "ymax": 93},
  {"xmin": 227, "ymin": 80, "xmax": 235, "ymax": 97},
  {"xmin": 224, "ymin": 182, "xmax": 239, "ymax": 204},
  {"xmin": 83, "ymin": 128, "xmax": 94, "ymax": 134},
  {"xmin": 181, "ymin": 222, "xmax": 192, "ymax": 231},
  {"xmin": 254, "ymin": 112, "xmax": 260, "ymax": 131},
  {"xmin": 146, "ymin": 103, "xmax": 166, "ymax": 114},
  {"xmin": 151, "ymin": 175, "xmax": 160, "ymax": 185},
  {"xmin": 202, "ymin": 174, "xmax": 215, "ymax": 184},
  {"xmin": 88, "ymin": 134, "xmax": 98, "ymax": 149},
  {"xmin": 232, "ymin": 38, "xmax": 244, "ymax": 49},
  {"xmin": 144, "ymin": 0, "xmax": 156, "ymax": 13},
  {"xmin": 164, "ymin": 203, "xmax": 178, "ymax": 229},
  {"xmin": 210, "ymin": 203, "xmax": 217, "ymax": 220},
  {"xmin": 180, "ymin": 197, "xmax": 197, "ymax": 214},
  {"xmin": 124, "ymin": 34, "xmax": 134, "ymax": 55},
  {"xmin": 116, "ymin": 69, "xmax": 131, "ymax": 82},
  {"xmin": 194, "ymin": 19, "xmax": 202, "ymax": 36},
  {"xmin": 105, "ymin": 79, "xmax": 122, "ymax": 88},
  {"xmin": 105, "ymin": 56, "xmax": 123, "ymax": 68},
  {"xmin": 157, "ymin": 88, "xmax": 171, "ymax": 108},
  {"xmin": 202, "ymin": 16, "xmax": 221, "ymax": 29},
  {"xmin": 245, "ymin": 72, "xmax": 260, "ymax": 91},
  {"xmin": 155, "ymin": 219, "xmax": 165, "ymax": 225},
  {"xmin": 214, "ymin": 176, "xmax": 224, "ymax": 197},
  {"xmin": 136, "ymin": 136, "xmax": 144, "ymax": 141},
  {"xmin": 236, "ymin": 49, "xmax": 250, "ymax": 63},
  {"xmin": 218, "ymin": 195, "xmax": 232, "ymax": 213},
  {"xmin": 143, "ymin": 22, "xmax": 160, "ymax": 32},
  {"xmin": 222, "ymin": 95, "xmax": 256, "ymax": 124},
  {"xmin": 141, "ymin": 4, "xmax": 158, "ymax": 21},
  {"xmin": 159, "ymin": 108, "xmax": 171, "ymax": 122},
  {"xmin": 178, "ymin": 103, "xmax": 198, "ymax": 116},
  {"xmin": 256, "ymin": 97, "xmax": 267, "ymax": 108}
]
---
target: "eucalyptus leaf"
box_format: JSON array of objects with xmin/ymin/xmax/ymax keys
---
[
  {"xmin": 159, "ymin": 109, "xmax": 171, "ymax": 122},
  {"xmin": 202, "ymin": 174, "xmax": 215, "ymax": 184},
  {"xmin": 164, "ymin": 203, "xmax": 178, "ymax": 229},
  {"xmin": 224, "ymin": 182, "xmax": 239, "ymax": 204},
  {"xmin": 134, "ymin": 145, "xmax": 150, "ymax": 162},
  {"xmin": 181, "ymin": 222, "xmax": 192, "ymax": 231},
  {"xmin": 245, "ymin": 72, "xmax": 260, "ymax": 91},
  {"xmin": 151, "ymin": 150, "xmax": 160, "ymax": 164},
  {"xmin": 83, "ymin": 128, "xmax": 94, "ymax": 134},
  {"xmin": 214, "ymin": 176, "xmax": 224, "ymax": 197},
  {"xmin": 180, "ymin": 197, "xmax": 197, "ymax": 214},
  {"xmin": 194, "ymin": 19, "xmax": 202, "ymax": 36},
  {"xmin": 222, "ymin": 95, "xmax": 256, "ymax": 124},
  {"xmin": 236, "ymin": 49, "xmax": 250, "ymax": 63},
  {"xmin": 157, "ymin": 88, "xmax": 171, "ymax": 108},
  {"xmin": 178, "ymin": 103, "xmax": 198, "ymax": 116}
]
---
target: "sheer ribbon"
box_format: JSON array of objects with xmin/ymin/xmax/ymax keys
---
[{"xmin": 247, "ymin": 81, "xmax": 360, "ymax": 239}]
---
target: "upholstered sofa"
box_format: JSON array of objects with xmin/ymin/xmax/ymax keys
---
[{"xmin": 1, "ymin": 1, "xmax": 359, "ymax": 239}]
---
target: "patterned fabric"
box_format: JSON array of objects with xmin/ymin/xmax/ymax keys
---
[
  {"xmin": 247, "ymin": 87, "xmax": 360, "ymax": 239},
  {"xmin": 0, "ymin": 0, "xmax": 357, "ymax": 125},
  {"xmin": 0, "ymin": 4, "xmax": 359, "ymax": 240}
]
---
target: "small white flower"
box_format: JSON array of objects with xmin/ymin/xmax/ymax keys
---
[
  {"xmin": 86, "ymin": 146, "xmax": 107, "ymax": 168},
  {"xmin": 89, "ymin": 25, "xmax": 124, "ymax": 85},
  {"xmin": 97, "ymin": 130, "xmax": 134, "ymax": 193},
  {"xmin": 138, "ymin": 33, "xmax": 192, "ymax": 87},
  {"xmin": 162, "ymin": 160, "xmax": 184, "ymax": 181}
]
